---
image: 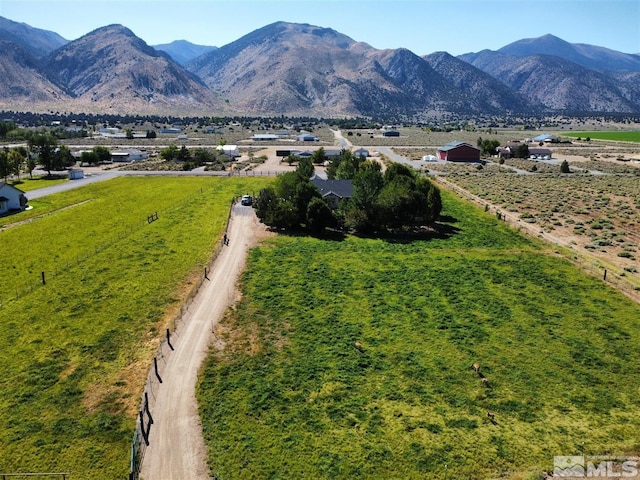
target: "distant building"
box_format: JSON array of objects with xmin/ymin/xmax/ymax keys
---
[
  {"xmin": 68, "ymin": 169, "xmax": 84, "ymax": 180},
  {"xmin": 216, "ymin": 145, "xmax": 240, "ymax": 157},
  {"xmin": 252, "ymin": 134, "xmax": 279, "ymax": 141},
  {"xmin": 310, "ymin": 175, "xmax": 353, "ymax": 210},
  {"xmin": 111, "ymin": 149, "xmax": 148, "ymax": 162},
  {"xmin": 0, "ymin": 182, "xmax": 27, "ymax": 216},
  {"xmin": 528, "ymin": 148, "xmax": 553, "ymax": 159},
  {"xmin": 353, "ymin": 147, "xmax": 370, "ymax": 158},
  {"xmin": 159, "ymin": 127, "xmax": 182, "ymax": 134},
  {"xmin": 382, "ymin": 130, "xmax": 400, "ymax": 137},
  {"xmin": 297, "ymin": 133, "xmax": 319, "ymax": 142},
  {"xmin": 437, "ymin": 141, "xmax": 480, "ymax": 162}
]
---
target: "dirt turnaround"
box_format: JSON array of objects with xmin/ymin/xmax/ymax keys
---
[{"xmin": 140, "ymin": 203, "xmax": 267, "ymax": 480}]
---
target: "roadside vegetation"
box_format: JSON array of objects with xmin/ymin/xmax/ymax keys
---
[
  {"xmin": 0, "ymin": 176, "xmax": 271, "ymax": 479},
  {"xmin": 198, "ymin": 189, "xmax": 640, "ymax": 479}
]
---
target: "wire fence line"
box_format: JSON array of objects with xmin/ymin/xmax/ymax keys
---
[
  {"xmin": 129, "ymin": 197, "xmax": 238, "ymax": 480},
  {"xmin": 0, "ymin": 183, "xmax": 226, "ymax": 308}
]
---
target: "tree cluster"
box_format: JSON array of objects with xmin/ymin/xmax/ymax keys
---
[
  {"xmin": 158, "ymin": 144, "xmax": 226, "ymax": 170},
  {"xmin": 477, "ymin": 137, "xmax": 501, "ymax": 157},
  {"xmin": 255, "ymin": 151, "xmax": 442, "ymax": 235},
  {"xmin": 27, "ymin": 134, "xmax": 74, "ymax": 176},
  {"xmin": 254, "ymin": 158, "xmax": 335, "ymax": 233}
]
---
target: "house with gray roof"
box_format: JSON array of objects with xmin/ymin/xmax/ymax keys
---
[{"xmin": 310, "ymin": 175, "xmax": 353, "ymax": 209}]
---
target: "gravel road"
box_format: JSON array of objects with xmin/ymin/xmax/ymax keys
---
[{"xmin": 140, "ymin": 203, "xmax": 266, "ymax": 480}]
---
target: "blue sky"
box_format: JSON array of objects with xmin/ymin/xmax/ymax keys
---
[{"xmin": 1, "ymin": 0, "xmax": 639, "ymax": 55}]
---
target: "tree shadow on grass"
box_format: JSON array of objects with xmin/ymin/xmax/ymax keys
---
[
  {"xmin": 266, "ymin": 226, "xmax": 347, "ymax": 242},
  {"xmin": 263, "ymin": 215, "xmax": 460, "ymax": 244},
  {"xmin": 353, "ymin": 215, "xmax": 462, "ymax": 244}
]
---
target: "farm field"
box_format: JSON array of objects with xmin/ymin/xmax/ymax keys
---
[
  {"xmin": 0, "ymin": 175, "xmax": 271, "ymax": 479},
  {"xmin": 198, "ymin": 189, "xmax": 640, "ymax": 479},
  {"xmin": 564, "ymin": 131, "xmax": 640, "ymax": 142},
  {"xmin": 442, "ymin": 168, "xmax": 640, "ymax": 292}
]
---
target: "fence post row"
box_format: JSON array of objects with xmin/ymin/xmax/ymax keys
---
[{"xmin": 128, "ymin": 196, "xmax": 238, "ymax": 479}]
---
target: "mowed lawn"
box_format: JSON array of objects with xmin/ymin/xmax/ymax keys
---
[
  {"xmin": 198, "ymin": 189, "xmax": 640, "ymax": 479},
  {"xmin": 0, "ymin": 176, "xmax": 271, "ymax": 479}
]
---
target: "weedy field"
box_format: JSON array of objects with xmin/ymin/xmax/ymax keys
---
[
  {"xmin": 198, "ymin": 189, "xmax": 640, "ymax": 479},
  {"xmin": 0, "ymin": 176, "xmax": 270, "ymax": 479},
  {"xmin": 445, "ymin": 169, "xmax": 640, "ymax": 283}
]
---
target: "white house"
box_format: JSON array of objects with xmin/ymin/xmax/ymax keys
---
[
  {"xmin": 216, "ymin": 145, "xmax": 240, "ymax": 158},
  {"xmin": 0, "ymin": 182, "xmax": 27, "ymax": 215},
  {"xmin": 111, "ymin": 149, "xmax": 149, "ymax": 162}
]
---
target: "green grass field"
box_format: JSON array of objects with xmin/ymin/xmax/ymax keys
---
[
  {"xmin": 0, "ymin": 176, "xmax": 271, "ymax": 479},
  {"xmin": 564, "ymin": 131, "xmax": 640, "ymax": 142},
  {"xmin": 9, "ymin": 175, "xmax": 69, "ymax": 192},
  {"xmin": 198, "ymin": 189, "xmax": 640, "ymax": 479}
]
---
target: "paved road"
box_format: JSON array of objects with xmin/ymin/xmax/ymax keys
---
[{"xmin": 140, "ymin": 203, "xmax": 266, "ymax": 480}]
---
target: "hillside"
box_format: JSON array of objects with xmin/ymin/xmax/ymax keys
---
[
  {"xmin": 0, "ymin": 16, "xmax": 67, "ymax": 58},
  {"xmin": 0, "ymin": 17, "xmax": 639, "ymax": 117},
  {"xmin": 42, "ymin": 25, "xmax": 225, "ymax": 115},
  {"xmin": 460, "ymin": 50, "xmax": 638, "ymax": 113},
  {"xmin": 153, "ymin": 39, "xmax": 217, "ymax": 65},
  {"xmin": 0, "ymin": 40, "xmax": 70, "ymax": 110}
]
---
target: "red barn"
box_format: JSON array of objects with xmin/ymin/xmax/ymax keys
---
[{"xmin": 437, "ymin": 141, "xmax": 481, "ymax": 162}]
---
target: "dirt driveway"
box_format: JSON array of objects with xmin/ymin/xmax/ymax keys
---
[{"xmin": 140, "ymin": 203, "xmax": 267, "ymax": 480}]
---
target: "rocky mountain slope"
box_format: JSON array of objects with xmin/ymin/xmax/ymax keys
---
[
  {"xmin": 459, "ymin": 49, "xmax": 639, "ymax": 113},
  {"xmin": 186, "ymin": 21, "xmax": 528, "ymax": 117},
  {"xmin": 0, "ymin": 16, "xmax": 638, "ymax": 117},
  {"xmin": 0, "ymin": 16, "xmax": 67, "ymax": 59},
  {"xmin": 0, "ymin": 40, "xmax": 70, "ymax": 109},
  {"xmin": 496, "ymin": 34, "xmax": 640, "ymax": 73},
  {"xmin": 42, "ymin": 25, "xmax": 224, "ymax": 115}
]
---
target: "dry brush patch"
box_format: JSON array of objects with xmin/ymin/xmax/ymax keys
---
[{"xmin": 444, "ymin": 170, "xmax": 640, "ymax": 283}]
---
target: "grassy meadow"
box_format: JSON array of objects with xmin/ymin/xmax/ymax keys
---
[
  {"xmin": 198, "ymin": 189, "xmax": 640, "ymax": 479},
  {"xmin": 0, "ymin": 175, "xmax": 271, "ymax": 479}
]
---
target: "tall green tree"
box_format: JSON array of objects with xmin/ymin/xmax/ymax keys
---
[
  {"xmin": 93, "ymin": 146, "xmax": 112, "ymax": 164},
  {"xmin": 306, "ymin": 197, "xmax": 336, "ymax": 233},
  {"xmin": 56, "ymin": 145, "xmax": 74, "ymax": 170},
  {"xmin": 310, "ymin": 147, "xmax": 327, "ymax": 165},
  {"xmin": 81, "ymin": 151, "xmax": 99, "ymax": 166},
  {"xmin": 296, "ymin": 157, "xmax": 314, "ymax": 179},
  {"xmin": 0, "ymin": 149, "xmax": 10, "ymax": 181},
  {"xmin": 513, "ymin": 144, "xmax": 530, "ymax": 159},
  {"xmin": 177, "ymin": 145, "xmax": 191, "ymax": 162},
  {"xmin": 8, "ymin": 148, "xmax": 25, "ymax": 179},
  {"xmin": 28, "ymin": 134, "xmax": 59, "ymax": 176},
  {"xmin": 160, "ymin": 144, "xmax": 179, "ymax": 162}
]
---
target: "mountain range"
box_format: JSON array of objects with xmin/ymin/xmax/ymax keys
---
[{"xmin": 1, "ymin": 16, "xmax": 639, "ymax": 118}]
